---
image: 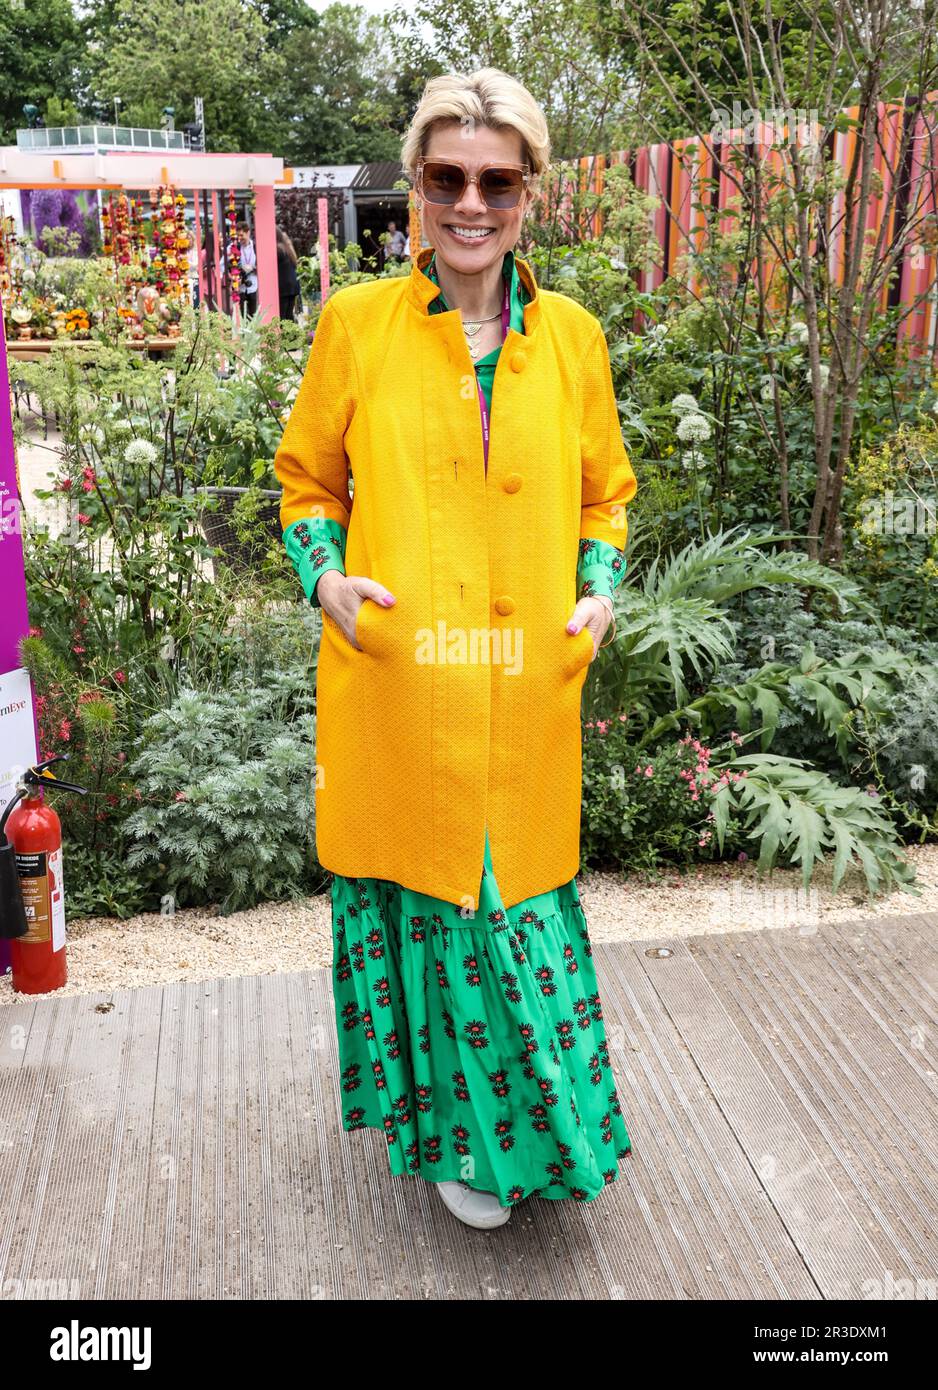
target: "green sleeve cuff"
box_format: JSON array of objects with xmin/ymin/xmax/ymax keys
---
[
  {"xmin": 577, "ymin": 538, "xmax": 626, "ymax": 603},
  {"xmin": 283, "ymin": 517, "xmax": 347, "ymax": 606}
]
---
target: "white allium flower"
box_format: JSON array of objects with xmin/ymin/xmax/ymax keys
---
[
  {"xmin": 124, "ymin": 439, "xmax": 158, "ymax": 467},
  {"xmin": 805, "ymin": 363, "xmax": 830, "ymax": 389},
  {"xmin": 676, "ymin": 412, "xmax": 712, "ymax": 444},
  {"xmin": 790, "ymin": 321, "xmax": 810, "ymax": 345},
  {"xmin": 671, "ymin": 393, "xmax": 701, "ymax": 417},
  {"xmin": 110, "ymin": 418, "xmax": 132, "ymax": 434}
]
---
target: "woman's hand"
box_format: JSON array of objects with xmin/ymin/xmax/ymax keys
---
[
  {"xmin": 566, "ymin": 596, "xmax": 613, "ymax": 660},
  {"xmin": 318, "ymin": 571, "xmax": 396, "ymax": 650}
]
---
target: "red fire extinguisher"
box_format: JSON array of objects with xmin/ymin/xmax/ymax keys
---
[{"xmin": 0, "ymin": 757, "xmax": 87, "ymax": 995}]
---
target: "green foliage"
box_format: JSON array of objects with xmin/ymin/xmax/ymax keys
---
[
  {"xmin": 708, "ymin": 755, "xmax": 918, "ymax": 896},
  {"xmin": 587, "ymin": 525, "xmax": 868, "ymax": 717},
  {"xmin": 842, "ymin": 420, "xmax": 938, "ymax": 634},
  {"xmin": 581, "ymin": 723, "xmax": 728, "ymax": 873},
  {"xmin": 63, "ymin": 843, "xmax": 160, "ymax": 922},
  {"xmin": 123, "ymin": 680, "xmax": 320, "ymax": 913},
  {"xmin": 0, "ymin": 0, "xmax": 84, "ymax": 141}
]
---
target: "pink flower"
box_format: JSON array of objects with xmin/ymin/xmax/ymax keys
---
[
  {"xmin": 644, "ymin": 765, "xmax": 653, "ymax": 777},
  {"xmin": 117, "ymin": 751, "xmax": 126, "ymax": 763},
  {"xmin": 81, "ymin": 479, "xmax": 94, "ymax": 492},
  {"xmin": 175, "ymin": 791, "xmax": 188, "ymax": 802},
  {"xmin": 72, "ymin": 644, "xmax": 85, "ymax": 654},
  {"xmin": 59, "ymin": 478, "xmax": 73, "ymax": 491},
  {"xmin": 58, "ymin": 718, "xmax": 71, "ymax": 742},
  {"xmin": 113, "ymin": 670, "xmax": 126, "ymax": 684},
  {"xmin": 28, "ymin": 625, "xmax": 44, "ymax": 638},
  {"xmin": 77, "ymin": 513, "xmax": 91, "ymax": 525},
  {"xmin": 618, "ymin": 713, "xmax": 628, "ymax": 722},
  {"xmin": 738, "ymin": 851, "xmax": 748, "ymax": 861},
  {"xmin": 596, "ymin": 719, "xmax": 609, "ymax": 734}
]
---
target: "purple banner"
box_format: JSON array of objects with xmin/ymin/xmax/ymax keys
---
[{"xmin": 1, "ymin": 287, "xmax": 34, "ymax": 975}]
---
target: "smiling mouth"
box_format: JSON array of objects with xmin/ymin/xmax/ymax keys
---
[{"xmin": 445, "ymin": 225, "xmax": 496, "ymax": 241}]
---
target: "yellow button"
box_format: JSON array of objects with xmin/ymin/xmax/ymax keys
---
[
  {"xmin": 510, "ymin": 351, "xmax": 526, "ymax": 373},
  {"xmin": 494, "ymin": 596, "xmax": 515, "ymax": 616},
  {"xmin": 503, "ymin": 473, "xmax": 523, "ymax": 493}
]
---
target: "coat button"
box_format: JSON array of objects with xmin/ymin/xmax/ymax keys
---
[
  {"xmin": 494, "ymin": 596, "xmax": 515, "ymax": 616},
  {"xmin": 503, "ymin": 473, "xmax": 523, "ymax": 493},
  {"xmin": 510, "ymin": 351, "xmax": 526, "ymax": 372}
]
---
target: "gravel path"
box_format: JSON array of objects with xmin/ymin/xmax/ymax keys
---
[{"xmin": 2, "ymin": 843, "xmax": 935, "ymax": 1006}]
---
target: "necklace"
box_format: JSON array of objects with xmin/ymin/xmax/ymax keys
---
[{"xmin": 461, "ymin": 307, "xmax": 502, "ymax": 360}]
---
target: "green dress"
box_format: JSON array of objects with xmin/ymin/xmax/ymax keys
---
[{"xmin": 283, "ymin": 250, "xmax": 632, "ymax": 1205}]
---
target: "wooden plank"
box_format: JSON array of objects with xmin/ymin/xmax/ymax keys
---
[
  {"xmin": 689, "ymin": 920, "xmax": 938, "ymax": 1281},
  {"xmin": 1, "ymin": 915, "xmax": 935, "ymax": 1299},
  {"xmin": 595, "ymin": 942, "xmax": 818, "ymax": 1299}
]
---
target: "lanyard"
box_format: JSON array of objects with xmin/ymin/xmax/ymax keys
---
[{"xmin": 477, "ymin": 276, "xmax": 511, "ymax": 471}]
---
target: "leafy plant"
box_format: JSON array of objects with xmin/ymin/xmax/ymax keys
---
[
  {"xmin": 708, "ymin": 755, "xmax": 918, "ymax": 896},
  {"xmin": 124, "ymin": 678, "xmax": 321, "ymax": 914}
]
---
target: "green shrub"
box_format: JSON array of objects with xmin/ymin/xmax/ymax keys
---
[{"xmin": 123, "ymin": 679, "xmax": 320, "ymax": 914}]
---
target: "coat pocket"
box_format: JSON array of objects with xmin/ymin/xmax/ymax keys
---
[
  {"xmin": 353, "ymin": 596, "xmax": 377, "ymax": 652},
  {"xmin": 562, "ymin": 624, "xmax": 595, "ymax": 680}
]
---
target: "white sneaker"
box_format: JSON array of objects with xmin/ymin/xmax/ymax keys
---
[{"xmin": 436, "ymin": 1180, "xmax": 512, "ymax": 1230}]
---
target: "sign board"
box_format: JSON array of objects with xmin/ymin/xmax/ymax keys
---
[{"xmin": 0, "ymin": 668, "xmax": 38, "ymax": 814}]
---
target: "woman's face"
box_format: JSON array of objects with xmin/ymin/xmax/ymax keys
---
[{"xmin": 419, "ymin": 121, "xmax": 530, "ymax": 278}]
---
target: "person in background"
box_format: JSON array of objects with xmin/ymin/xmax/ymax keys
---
[
  {"xmin": 237, "ymin": 221, "xmax": 258, "ymax": 315},
  {"xmin": 385, "ymin": 219, "xmax": 406, "ymax": 262},
  {"xmin": 276, "ymin": 225, "xmax": 301, "ymax": 320}
]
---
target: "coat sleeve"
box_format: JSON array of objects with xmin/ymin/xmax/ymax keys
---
[
  {"xmin": 579, "ymin": 320, "xmax": 637, "ymax": 551},
  {"xmin": 274, "ymin": 295, "xmax": 356, "ymax": 535}
]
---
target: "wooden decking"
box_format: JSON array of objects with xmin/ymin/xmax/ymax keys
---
[{"xmin": 1, "ymin": 911, "xmax": 936, "ymax": 1300}]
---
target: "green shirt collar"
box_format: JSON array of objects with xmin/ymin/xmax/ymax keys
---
[{"xmin": 426, "ymin": 247, "xmax": 527, "ymax": 335}]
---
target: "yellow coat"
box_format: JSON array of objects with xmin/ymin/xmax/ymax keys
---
[{"xmin": 275, "ymin": 246, "xmax": 637, "ymax": 909}]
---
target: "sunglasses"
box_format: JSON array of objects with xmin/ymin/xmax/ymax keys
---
[{"xmin": 416, "ymin": 158, "xmax": 531, "ymax": 210}]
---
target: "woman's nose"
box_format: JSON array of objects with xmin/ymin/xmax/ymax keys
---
[{"xmin": 453, "ymin": 178, "xmax": 488, "ymax": 217}]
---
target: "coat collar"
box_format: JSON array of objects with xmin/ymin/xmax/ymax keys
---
[{"xmin": 406, "ymin": 243, "xmax": 542, "ymax": 336}]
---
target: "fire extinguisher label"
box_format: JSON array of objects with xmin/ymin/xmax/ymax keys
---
[
  {"xmin": 15, "ymin": 850, "xmax": 61, "ymax": 946},
  {"xmin": 49, "ymin": 846, "xmax": 65, "ymax": 951}
]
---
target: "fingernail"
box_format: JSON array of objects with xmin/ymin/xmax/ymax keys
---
[
  {"xmin": 567, "ymin": 621, "xmax": 579, "ymax": 633},
  {"xmin": 382, "ymin": 594, "xmax": 396, "ymax": 604}
]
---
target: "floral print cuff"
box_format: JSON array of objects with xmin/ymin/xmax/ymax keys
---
[
  {"xmin": 577, "ymin": 537, "xmax": 626, "ymax": 605},
  {"xmin": 283, "ymin": 517, "xmax": 347, "ymax": 606}
]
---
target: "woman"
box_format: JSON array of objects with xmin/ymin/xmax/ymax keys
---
[
  {"xmin": 274, "ymin": 68, "xmax": 638, "ymax": 1231},
  {"xmin": 276, "ymin": 224, "xmax": 301, "ymax": 321}
]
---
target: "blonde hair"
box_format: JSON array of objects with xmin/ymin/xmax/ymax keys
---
[{"xmin": 400, "ymin": 68, "xmax": 551, "ymax": 192}]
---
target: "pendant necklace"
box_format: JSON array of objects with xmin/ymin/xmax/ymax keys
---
[{"xmin": 462, "ymin": 306, "xmax": 502, "ymax": 360}]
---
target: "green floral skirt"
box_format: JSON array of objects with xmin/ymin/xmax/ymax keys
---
[{"xmin": 331, "ymin": 830, "xmax": 632, "ymax": 1206}]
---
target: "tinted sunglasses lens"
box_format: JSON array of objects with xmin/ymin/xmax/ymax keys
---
[
  {"xmin": 420, "ymin": 162, "xmax": 466, "ymax": 204},
  {"xmin": 479, "ymin": 168, "xmax": 524, "ymax": 208}
]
